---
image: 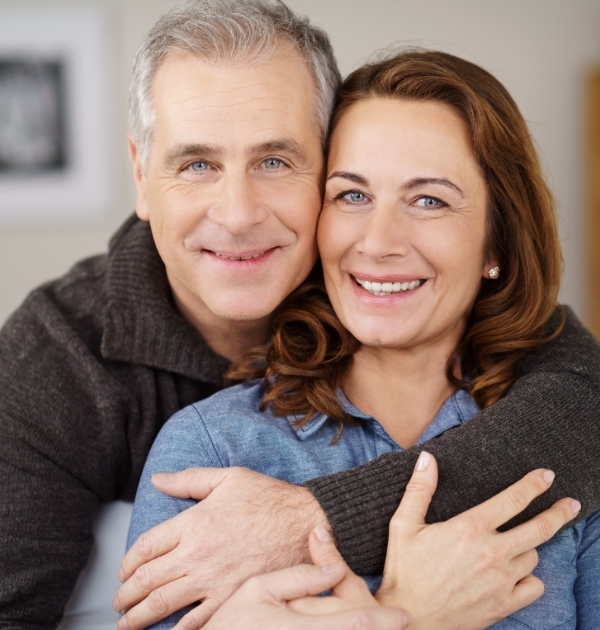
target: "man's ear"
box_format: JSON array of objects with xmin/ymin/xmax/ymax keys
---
[{"xmin": 127, "ymin": 133, "xmax": 150, "ymax": 221}]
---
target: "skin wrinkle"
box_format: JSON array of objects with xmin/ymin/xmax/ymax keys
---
[{"xmin": 130, "ymin": 49, "xmax": 323, "ymax": 359}]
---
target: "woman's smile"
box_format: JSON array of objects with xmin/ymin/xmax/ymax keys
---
[{"xmin": 318, "ymin": 97, "xmax": 494, "ymax": 354}]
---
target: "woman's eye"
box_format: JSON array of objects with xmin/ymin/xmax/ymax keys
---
[
  {"xmin": 416, "ymin": 196, "xmax": 445, "ymax": 208},
  {"xmin": 263, "ymin": 158, "xmax": 284, "ymax": 169},
  {"xmin": 338, "ymin": 191, "xmax": 368, "ymax": 204}
]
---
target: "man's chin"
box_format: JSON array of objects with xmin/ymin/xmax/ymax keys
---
[{"xmin": 210, "ymin": 298, "xmax": 279, "ymax": 325}]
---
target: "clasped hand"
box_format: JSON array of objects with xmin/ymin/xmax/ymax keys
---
[{"xmin": 114, "ymin": 455, "xmax": 578, "ymax": 629}]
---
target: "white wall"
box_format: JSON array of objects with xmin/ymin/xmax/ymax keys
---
[{"xmin": 1, "ymin": 0, "xmax": 599, "ymax": 325}]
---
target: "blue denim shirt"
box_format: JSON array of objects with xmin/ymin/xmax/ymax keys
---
[{"xmin": 128, "ymin": 379, "xmax": 600, "ymax": 629}]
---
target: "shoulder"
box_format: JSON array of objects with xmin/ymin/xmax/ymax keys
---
[
  {"xmin": 177, "ymin": 379, "xmax": 267, "ymax": 425},
  {"xmin": 0, "ymin": 253, "xmax": 109, "ymax": 376},
  {"xmin": 517, "ymin": 305, "xmax": 600, "ymax": 377},
  {"xmin": 150, "ymin": 379, "xmax": 272, "ymax": 468}
]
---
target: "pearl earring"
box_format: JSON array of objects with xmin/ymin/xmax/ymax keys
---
[{"xmin": 488, "ymin": 266, "xmax": 500, "ymax": 280}]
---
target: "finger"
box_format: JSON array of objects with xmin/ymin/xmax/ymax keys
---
[
  {"xmin": 308, "ymin": 526, "xmax": 373, "ymax": 602},
  {"xmin": 173, "ymin": 599, "xmax": 220, "ymax": 630},
  {"xmin": 243, "ymin": 562, "xmax": 346, "ymax": 603},
  {"xmin": 118, "ymin": 521, "xmax": 181, "ymax": 584},
  {"xmin": 117, "ymin": 576, "xmax": 202, "ymax": 630},
  {"xmin": 501, "ymin": 496, "xmax": 581, "ymax": 554},
  {"xmin": 152, "ymin": 467, "xmax": 232, "ymax": 500},
  {"xmin": 389, "ymin": 451, "xmax": 438, "ymax": 530},
  {"xmin": 308, "ymin": 525, "xmax": 343, "ymax": 567},
  {"xmin": 508, "ymin": 548, "xmax": 539, "ymax": 583},
  {"xmin": 509, "ymin": 574, "xmax": 545, "ymax": 614},
  {"xmin": 306, "ymin": 607, "xmax": 410, "ymax": 630},
  {"xmin": 469, "ymin": 469, "xmax": 556, "ymax": 531}
]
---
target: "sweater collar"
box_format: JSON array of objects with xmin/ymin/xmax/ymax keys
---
[{"xmin": 101, "ymin": 215, "xmax": 230, "ymax": 383}]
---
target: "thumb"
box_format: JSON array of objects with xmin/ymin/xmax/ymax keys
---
[
  {"xmin": 152, "ymin": 466, "xmax": 228, "ymax": 499},
  {"xmin": 308, "ymin": 525, "xmax": 344, "ymax": 569},
  {"xmin": 390, "ymin": 451, "xmax": 438, "ymax": 531}
]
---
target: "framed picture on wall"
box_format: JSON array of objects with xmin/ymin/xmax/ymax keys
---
[
  {"xmin": 0, "ymin": 6, "xmax": 114, "ymax": 227},
  {"xmin": 587, "ymin": 68, "xmax": 600, "ymax": 338}
]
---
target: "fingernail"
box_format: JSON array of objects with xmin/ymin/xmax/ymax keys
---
[
  {"xmin": 416, "ymin": 451, "xmax": 431, "ymax": 471},
  {"xmin": 401, "ymin": 610, "xmax": 411, "ymax": 628},
  {"xmin": 152, "ymin": 473, "xmax": 170, "ymax": 486},
  {"xmin": 543, "ymin": 470, "xmax": 555, "ymax": 484},
  {"xmin": 321, "ymin": 561, "xmax": 343, "ymax": 574},
  {"xmin": 315, "ymin": 524, "xmax": 332, "ymax": 543},
  {"xmin": 112, "ymin": 597, "xmax": 123, "ymax": 614},
  {"xmin": 570, "ymin": 500, "xmax": 581, "ymax": 514}
]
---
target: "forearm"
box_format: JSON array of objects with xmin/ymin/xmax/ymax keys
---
[
  {"xmin": 307, "ymin": 308, "xmax": 600, "ymax": 574},
  {"xmin": 308, "ymin": 372, "xmax": 600, "ymax": 574}
]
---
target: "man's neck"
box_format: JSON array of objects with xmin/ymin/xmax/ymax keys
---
[{"xmin": 171, "ymin": 293, "xmax": 272, "ymax": 362}]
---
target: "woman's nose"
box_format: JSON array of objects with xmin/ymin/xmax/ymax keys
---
[{"xmin": 357, "ymin": 204, "xmax": 410, "ymax": 260}]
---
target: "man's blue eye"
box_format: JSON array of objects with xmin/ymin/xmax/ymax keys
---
[
  {"xmin": 264, "ymin": 158, "xmax": 283, "ymax": 169},
  {"xmin": 190, "ymin": 161, "xmax": 208, "ymax": 171}
]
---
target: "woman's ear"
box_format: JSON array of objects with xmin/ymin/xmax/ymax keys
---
[{"xmin": 483, "ymin": 259, "xmax": 500, "ymax": 280}]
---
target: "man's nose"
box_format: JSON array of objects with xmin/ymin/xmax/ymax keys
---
[{"xmin": 207, "ymin": 174, "xmax": 269, "ymax": 234}]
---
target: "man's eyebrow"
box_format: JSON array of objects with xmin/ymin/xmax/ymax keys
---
[
  {"xmin": 247, "ymin": 139, "xmax": 308, "ymax": 161},
  {"xmin": 164, "ymin": 144, "xmax": 224, "ymax": 168},
  {"xmin": 405, "ymin": 177, "xmax": 464, "ymax": 197},
  {"xmin": 326, "ymin": 171, "xmax": 369, "ymax": 186}
]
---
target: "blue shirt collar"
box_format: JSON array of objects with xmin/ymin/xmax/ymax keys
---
[{"xmin": 290, "ymin": 387, "xmax": 480, "ymax": 444}]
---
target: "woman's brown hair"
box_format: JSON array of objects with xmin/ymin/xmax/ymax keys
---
[{"xmin": 229, "ymin": 49, "xmax": 564, "ymax": 430}]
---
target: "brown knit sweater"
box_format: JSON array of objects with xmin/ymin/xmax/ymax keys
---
[{"xmin": 1, "ymin": 215, "xmax": 599, "ymax": 628}]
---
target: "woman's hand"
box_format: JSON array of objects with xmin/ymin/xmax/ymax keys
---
[
  {"xmin": 376, "ymin": 451, "xmax": 581, "ymax": 629},
  {"xmin": 199, "ymin": 525, "xmax": 409, "ymax": 630}
]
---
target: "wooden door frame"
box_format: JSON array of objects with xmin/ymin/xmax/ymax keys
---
[{"xmin": 587, "ymin": 69, "xmax": 600, "ymax": 338}]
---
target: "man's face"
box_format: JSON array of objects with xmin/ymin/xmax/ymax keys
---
[{"xmin": 129, "ymin": 49, "xmax": 323, "ymax": 335}]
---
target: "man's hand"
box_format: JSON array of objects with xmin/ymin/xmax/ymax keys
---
[
  {"xmin": 114, "ymin": 467, "xmax": 327, "ymax": 630},
  {"xmin": 202, "ymin": 525, "xmax": 409, "ymax": 630},
  {"xmin": 376, "ymin": 451, "xmax": 581, "ymax": 629}
]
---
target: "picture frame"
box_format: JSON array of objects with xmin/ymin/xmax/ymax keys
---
[{"xmin": 0, "ymin": 5, "xmax": 114, "ymax": 227}]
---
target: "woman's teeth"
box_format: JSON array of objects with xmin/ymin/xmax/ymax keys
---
[{"xmin": 355, "ymin": 278, "xmax": 423, "ymax": 296}]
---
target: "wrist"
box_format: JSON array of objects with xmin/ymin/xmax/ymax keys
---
[{"xmin": 278, "ymin": 484, "xmax": 330, "ymax": 564}]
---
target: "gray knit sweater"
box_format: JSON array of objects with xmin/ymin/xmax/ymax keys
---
[{"xmin": 1, "ymin": 215, "xmax": 599, "ymax": 628}]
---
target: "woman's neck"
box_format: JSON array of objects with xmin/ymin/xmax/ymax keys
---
[{"xmin": 343, "ymin": 344, "xmax": 459, "ymax": 449}]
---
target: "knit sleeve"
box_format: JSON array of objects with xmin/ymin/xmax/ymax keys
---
[
  {"xmin": 306, "ymin": 306, "xmax": 600, "ymax": 575},
  {"xmin": 0, "ymin": 291, "xmax": 132, "ymax": 628}
]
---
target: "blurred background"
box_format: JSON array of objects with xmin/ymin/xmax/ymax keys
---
[{"xmin": 0, "ymin": 0, "xmax": 599, "ymax": 329}]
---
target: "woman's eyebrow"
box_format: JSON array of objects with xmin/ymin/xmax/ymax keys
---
[
  {"xmin": 405, "ymin": 177, "xmax": 464, "ymax": 197},
  {"xmin": 326, "ymin": 170, "xmax": 369, "ymax": 186}
]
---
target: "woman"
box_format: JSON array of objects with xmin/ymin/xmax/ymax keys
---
[{"xmin": 127, "ymin": 50, "xmax": 598, "ymax": 628}]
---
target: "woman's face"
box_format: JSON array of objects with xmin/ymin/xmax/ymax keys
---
[{"xmin": 318, "ymin": 97, "xmax": 496, "ymax": 355}]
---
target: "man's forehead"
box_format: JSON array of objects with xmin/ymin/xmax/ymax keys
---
[
  {"xmin": 154, "ymin": 47, "xmax": 315, "ymax": 94},
  {"xmin": 150, "ymin": 49, "xmax": 322, "ymax": 157}
]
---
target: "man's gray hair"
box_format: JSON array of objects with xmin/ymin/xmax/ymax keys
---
[{"xmin": 129, "ymin": 0, "xmax": 341, "ymax": 169}]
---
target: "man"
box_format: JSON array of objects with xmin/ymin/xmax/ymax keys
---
[{"xmin": 0, "ymin": 1, "xmax": 599, "ymax": 628}]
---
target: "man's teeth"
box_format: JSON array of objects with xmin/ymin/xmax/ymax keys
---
[
  {"xmin": 217, "ymin": 252, "xmax": 264, "ymax": 261},
  {"xmin": 355, "ymin": 278, "xmax": 423, "ymax": 296}
]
